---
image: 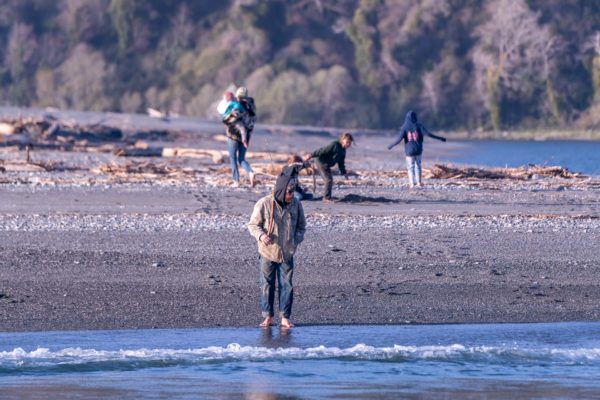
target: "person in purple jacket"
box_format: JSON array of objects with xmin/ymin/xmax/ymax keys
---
[{"xmin": 388, "ymin": 110, "xmax": 446, "ymax": 188}]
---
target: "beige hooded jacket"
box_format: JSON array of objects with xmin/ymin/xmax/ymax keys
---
[{"xmin": 248, "ymin": 194, "xmax": 306, "ymax": 263}]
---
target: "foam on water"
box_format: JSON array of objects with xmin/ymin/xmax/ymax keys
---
[
  {"xmin": 2, "ymin": 324, "xmax": 600, "ymax": 397},
  {"xmin": 2, "ymin": 343, "xmax": 600, "ymax": 373}
]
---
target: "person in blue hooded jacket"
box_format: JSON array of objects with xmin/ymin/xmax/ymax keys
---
[{"xmin": 388, "ymin": 110, "xmax": 446, "ymax": 187}]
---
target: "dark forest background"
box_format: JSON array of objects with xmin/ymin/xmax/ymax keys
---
[{"xmin": 1, "ymin": 0, "xmax": 599, "ymax": 131}]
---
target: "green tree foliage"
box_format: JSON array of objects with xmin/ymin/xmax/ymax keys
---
[
  {"xmin": 473, "ymin": 0, "xmax": 557, "ymax": 130},
  {"xmin": 0, "ymin": 0, "xmax": 598, "ymax": 131},
  {"xmin": 346, "ymin": 0, "xmax": 383, "ymax": 97},
  {"xmin": 54, "ymin": 44, "xmax": 114, "ymax": 111},
  {"xmin": 592, "ymin": 34, "xmax": 600, "ymax": 105},
  {"xmin": 110, "ymin": 0, "xmax": 136, "ymax": 56}
]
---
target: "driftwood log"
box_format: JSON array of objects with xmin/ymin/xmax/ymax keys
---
[{"xmin": 429, "ymin": 164, "xmax": 583, "ymax": 180}]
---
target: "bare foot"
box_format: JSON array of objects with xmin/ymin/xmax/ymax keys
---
[
  {"xmin": 249, "ymin": 172, "xmax": 256, "ymax": 188},
  {"xmin": 260, "ymin": 316, "xmax": 273, "ymax": 328},
  {"xmin": 280, "ymin": 318, "xmax": 294, "ymax": 329}
]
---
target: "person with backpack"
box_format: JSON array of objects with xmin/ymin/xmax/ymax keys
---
[
  {"xmin": 235, "ymin": 86, "xmax": 257, "ymax": 146},
  {"xmin": 217, "ymin": 90, "xmax": 255, "ymax": 187},
  {"xmin": 388, "ymin": 110, "xmax": 446, "ymax": 188},
  {"xmin": 248, "ymin": 163, "xmax": 308, "ymax": 329}
]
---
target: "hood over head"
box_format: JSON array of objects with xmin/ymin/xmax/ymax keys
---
[
  {"xmin": 273, "ymin": 163, "xmax": 305, "ymax": 206},
  {"xmin": 401, "ymin": 110, "xmax": 419, "ymax": 133}
]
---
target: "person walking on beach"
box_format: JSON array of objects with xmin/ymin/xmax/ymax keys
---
[
  {"xmin": 304, "ymin": 132, "xmax": 354, "ymax": 202},
  {"xmin": 235, "ymin": 86, "xmax": 257, "ymax": 146},
  {"xmin": 217, "ymin": 90, "xmax": 255, "ymax": 187},
  {"xmin": 248, "ymin": 164, "xmax": 307, "ymax": 328},
  {"xmin": 387, "ymin": 110, "xmax": 446, "ymax": 188}
]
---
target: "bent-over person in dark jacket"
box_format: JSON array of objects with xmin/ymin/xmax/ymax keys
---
[{"xmin": 305, "ymin": 132, "xmax": 354, "ymax": 202}]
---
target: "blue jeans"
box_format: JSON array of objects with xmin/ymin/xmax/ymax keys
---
[
  {"xmin": 259, "ymin": 256, "xmax": 294, "ymax": 319},
  {"xmin": 293, "ymin": 191, "xmax": 314, "ymax": 202},
  {"xmin": 227, "ymin": 139, "xmax": 253, "ymax": 182},
  {"xmin": 405, "ymin": 155, "xmax": 422, "ymax": 186}
]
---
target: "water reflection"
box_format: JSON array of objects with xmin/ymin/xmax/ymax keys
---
[{"xmin": 259, "ymin": 327, "xmax": 293, "ymax": 349}]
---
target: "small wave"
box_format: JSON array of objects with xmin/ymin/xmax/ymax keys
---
[{"xmin": 1, "ymin": 344, "xmax": 599, "ymax": 373}]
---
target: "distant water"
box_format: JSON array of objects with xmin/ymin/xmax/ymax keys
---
[
  {"xmin": 441, "ymin": 140, "xmax": 600, "ymax": 176},
  {"xmin": 2, "ymin": 323, "xmax": 600, "ymax": 399}
]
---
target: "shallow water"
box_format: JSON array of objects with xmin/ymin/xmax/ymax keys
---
[
  {"xmin": 442, "ymin": 140, "xmax": 600, "ymax": 175},
  {"xmin": 1, "ymin": 322, "xmax": 600, "ymax": 399}
]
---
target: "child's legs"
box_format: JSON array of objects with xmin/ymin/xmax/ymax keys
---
[
  {"xmin": 227, "ymin": 138, "xmax": 240, "ymax": 182},
  {"xmin": 236, "ymin": 122, "xmax": 248, "ymax": 144},
  {"xmin": 405, "ymin": 156, "xmax": 416, "ymax": 186},
  {"xmin": 414, "ymin": 155, "xmax": 422, "ymax": 184},
  {"xmin": 237, "ymin": 143, "xmax": 253, "ymax": 174}
]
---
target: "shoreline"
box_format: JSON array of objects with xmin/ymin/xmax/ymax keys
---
[{"xmin": 1, "ymin": 106, "xmax": 599, "ymax": 142}]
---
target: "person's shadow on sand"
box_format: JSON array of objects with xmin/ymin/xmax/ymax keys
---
[{"xmin": 337, "ymin": 194, "xmax": 400, "ymax": 204}]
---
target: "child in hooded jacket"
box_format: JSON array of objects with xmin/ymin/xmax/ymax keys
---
[
  {"xmin": 388, "ymin": 110, "xmax": 446, "ymax": 187},
  {"xmin": 217, "ymin": 91, "xmax": 248, "ymax": 145}
]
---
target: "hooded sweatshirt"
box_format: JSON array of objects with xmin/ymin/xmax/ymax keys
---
[
  {"xmin": 388, "ymin": 110, "xmax": 446, "ymax": 156},
  {"xmin": 248, "ymin": 164, "xmax": 307, "ymax": 263},
  {"xmin": 273, "ymin": 163, "xmax": 303, "ymax": 207}
]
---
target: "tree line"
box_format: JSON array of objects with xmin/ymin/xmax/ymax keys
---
[{"xmin": 1, "ymin": 0, "xmax": 599, "ymax": 131}]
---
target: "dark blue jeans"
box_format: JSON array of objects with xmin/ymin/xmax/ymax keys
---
[
  {"xmin": 259, "ymin": 256, "xmax": 294, "ymax": 319},
  {"xmin": 227, "ymin": 138, "xmax": 253, "ymax": 182}
]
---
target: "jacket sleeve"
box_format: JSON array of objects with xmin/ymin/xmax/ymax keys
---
[
  {"xmin": 248, "ymin": 198, "xmax": 267, "ymax": 241},
  {"xmin": 294, "ymin": 202, "xmax": 306, "ymax": 244},
  {"xmin": 422, "ymin": 125, "xmax": 446, "ymax": 142},
  {"xmin": 388, "ymin": 131, "xmax": 405, "ymax": 149},
  {"xmin": 311, "ymin": 141, "xmax": 335, "ymax": 158}
]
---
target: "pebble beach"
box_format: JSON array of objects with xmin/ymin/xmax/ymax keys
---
[{"xmin": 1, "ymin": 111, "xmax": 600, "ymax": 332}]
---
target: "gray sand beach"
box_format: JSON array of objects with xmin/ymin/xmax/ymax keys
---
[{"xmin": 1, "ymin": 111, "xmax": 599, "ymax": 332}]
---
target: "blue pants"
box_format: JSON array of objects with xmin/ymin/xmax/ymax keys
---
[
  {"xmin": 227, "ymin": 138, "xmax": 253, "ymax": 182},
  {"xmin": 293, "ymin": 191, "xmax": 314, "ymax": 202},
  {"xmin": 259, "ymin": 256, "xmax": 294, "ymax": 319}
]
